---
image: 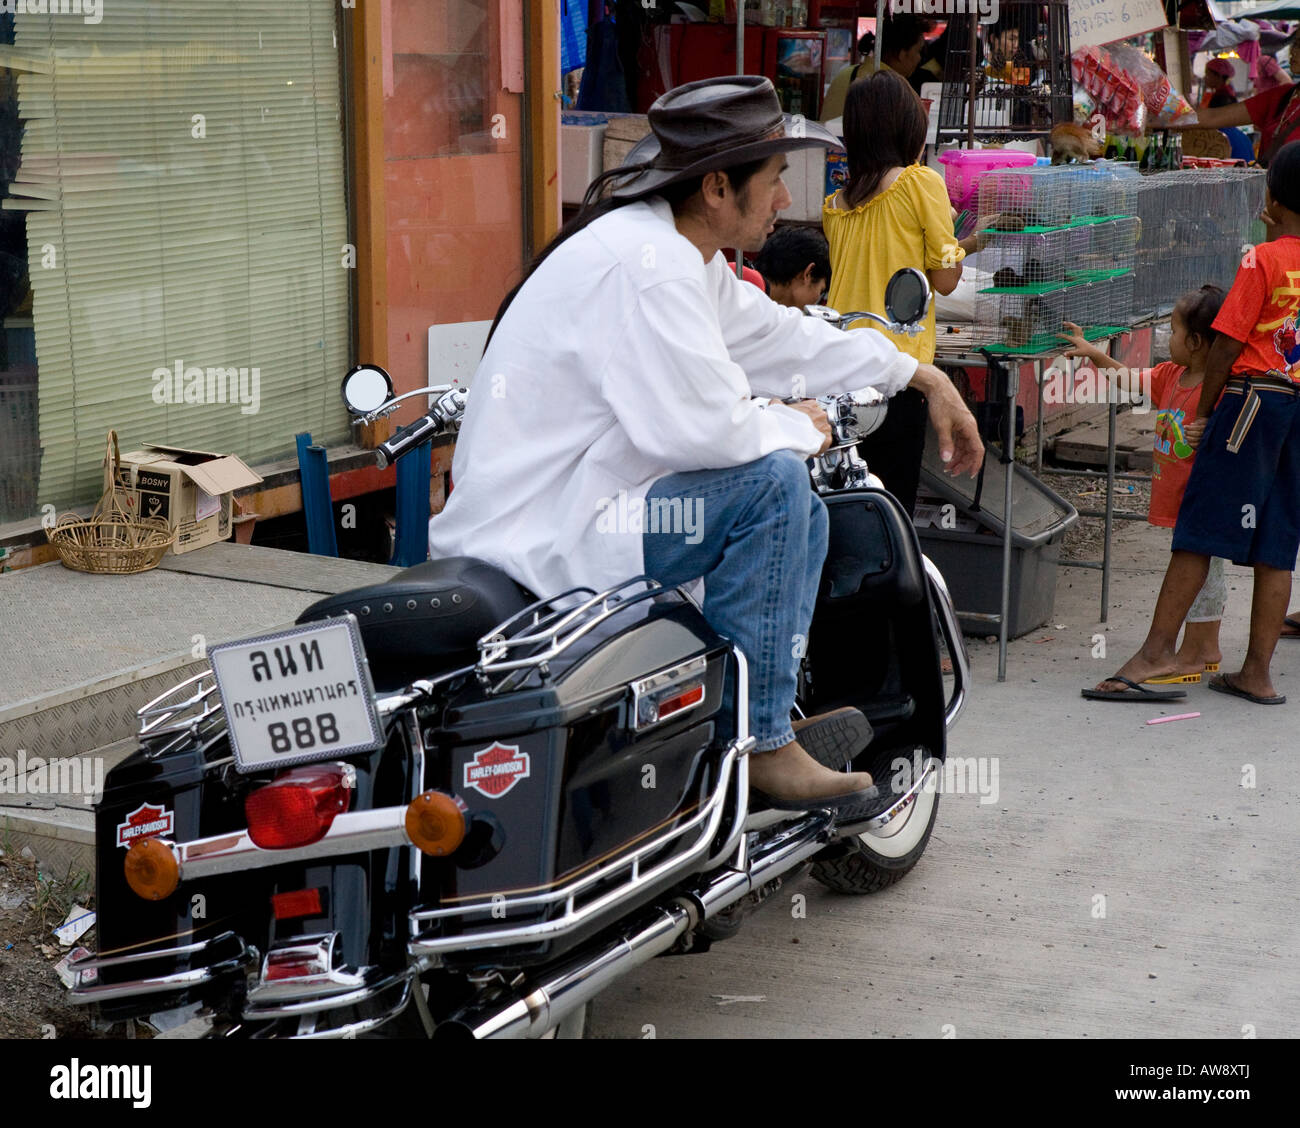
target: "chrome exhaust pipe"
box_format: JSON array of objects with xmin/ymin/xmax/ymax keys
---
[
  {"xmin": 434, "ymin": 899, "xmax": 697, "ymax": 1040},
  {"xmin": 693, "ymin": 810, "xmax": 834, "ymax": 920},
  {"xmin": 434, "ymin": 817, "xmax": 834, "ymax": 1039}
]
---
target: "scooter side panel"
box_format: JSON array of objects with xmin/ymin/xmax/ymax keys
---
[{"xmin": 805, "ymin": 487, "xmax": 946, "ymax": 763}]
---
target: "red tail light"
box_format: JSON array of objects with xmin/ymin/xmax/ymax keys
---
[
  {"xmin": 655, "ymin": 683, "xmax": 704, "ymax": 721},
  {"xmin": 271, "ymin": 888, "xmax": 324, "ymax": 920},
  {"xmin": 245, "ymin": 764, "xmax": 353, "ymax": 849}
]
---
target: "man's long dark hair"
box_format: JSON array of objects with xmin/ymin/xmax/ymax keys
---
[
  {"xmin": 841, "ymin": 70, "xmax": 927, "ymax": 209},
  {"xmin": 484, "ymin": 156, "xmax": 769, "ymax": 349}
]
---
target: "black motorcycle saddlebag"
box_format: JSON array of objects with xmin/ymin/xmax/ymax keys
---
[
  {"xmin": 89, "ymin": 742, "xmax": 268, "ymax": 1020},
  {"xmin": 412, "ymin": 592, "xmax": 737, "ymax": 967}
]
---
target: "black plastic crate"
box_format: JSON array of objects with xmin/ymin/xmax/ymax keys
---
[{"xmin": 913, "ymin": 436, "xmax": 1077, "ymax": 638}]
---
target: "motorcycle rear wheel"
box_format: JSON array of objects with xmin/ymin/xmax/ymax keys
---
[{"xmin": 810, "ymin": 784, "xmax": 939, "ymax": 895}]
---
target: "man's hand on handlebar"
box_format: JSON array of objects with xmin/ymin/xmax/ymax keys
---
[
  {"xmin": 908, "ymin": 364, "xmax": 984, "ymax": 477},
  {"xmin": 783, "ymin": 399, "xmax": 834, "ymax": 454}
]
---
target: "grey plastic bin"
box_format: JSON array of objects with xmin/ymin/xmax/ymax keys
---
[{"xmin": 912, "ymin": 436, "xmax": 1079, "ymax": 638}]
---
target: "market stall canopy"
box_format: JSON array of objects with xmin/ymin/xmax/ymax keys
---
[
  {"xmin": 1215, "ymin": 2, "xmax": 1300, "ymax": 19},
  {"xmin": 1188, "ymin": 15, "xmax": 1297, "ymax": 53}
]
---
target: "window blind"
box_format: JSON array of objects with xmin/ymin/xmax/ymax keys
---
[{"xmin": 4, "ymin": 0, "xmax": 350, "ymax": 512}]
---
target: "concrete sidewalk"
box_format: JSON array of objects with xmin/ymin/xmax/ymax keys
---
[
  {"xmin": 0, "ymin": 543, "xmax": 400, "ymax": 872},
  {"xmin": 588, "ymin": 517, "xmax": 1300, "ymax": 1038}
]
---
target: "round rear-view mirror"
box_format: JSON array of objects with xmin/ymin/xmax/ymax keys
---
[
  {"xmin": 884, "ymin": 268, "xmax": 931, "ymax": 326},
  {"xmin": 341, "ymin": 365, "xmax": 394, "ymax": 415}
]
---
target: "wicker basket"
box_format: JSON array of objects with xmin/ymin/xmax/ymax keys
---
[{"xmin": 47, "ymin": 431, "xmax": 176, "ymax": 575}]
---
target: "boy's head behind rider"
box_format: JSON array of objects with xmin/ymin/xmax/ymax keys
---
[{"xmin": 752, "ymin": 225, "xmax": 832, "ymax": 311}]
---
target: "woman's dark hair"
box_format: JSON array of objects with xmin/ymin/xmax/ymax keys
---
[
  {"xmin": 1175, "ymin": 284, "xmax": 1226, "ymax": 347},
  {"xmin": 753, "ymin": 225, "xmax": 831, "ymax": 287},
  {"xmin": 1267, "ymin": 139, "xmax": 1300, "ymax": 213},
  {"xmin": 842, "ymin": 69, "xmax": 927, "ymax": 208},
  {"xmin": 858, "ymin": 15, "xmax": 931, "ymax": 63},
  {"xmin": 485, "ymin": 156, "xmax": 769, "ymax": 346}
]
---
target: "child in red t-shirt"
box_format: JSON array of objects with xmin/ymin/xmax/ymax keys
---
[
  {"xmin": 1064, "ymin": 285, "xmax": 1229, "ymax": 694},
  {"xmin": 1089, "ymin": 142, "xmax": 1300, "ymax": 705}
]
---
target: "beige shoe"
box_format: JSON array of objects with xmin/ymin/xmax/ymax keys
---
[
  {"xmin": 791, "ymin": 707, "xmax": 873, "ymax": 771},
  {"xmin": 748, "ymin": 738, "xmax": 876, "ymax": 811}
]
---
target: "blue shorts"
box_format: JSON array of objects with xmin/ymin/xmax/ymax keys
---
[{"xmin": 1171, "ymin": 375, "xmax": 1300, "ymax": 571}]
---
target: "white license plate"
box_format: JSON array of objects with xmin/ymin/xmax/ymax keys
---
[{"xmin": 209, "ymin": 616, "xmax": 384, "ymax": 773}]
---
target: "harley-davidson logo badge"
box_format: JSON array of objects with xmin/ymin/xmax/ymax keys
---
[
  {"xmin": 462, "ymin": 743, "xmax": 530, "ymax": 798},
  {"xmin": 116, "ymin": 802, "xmax": 175, "ymax": 849}
]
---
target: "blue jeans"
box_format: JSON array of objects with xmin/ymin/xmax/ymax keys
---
[{"xmin": 642, "ymin": 451, "xmax": 828, "ymax": 752}]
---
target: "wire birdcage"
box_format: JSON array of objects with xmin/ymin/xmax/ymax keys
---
[
  {"xmin": 1130, "ymin": 169, "xmax": 1267, "ymax": 319},
  {"xmin": 981, "ymin": 226, "xmax": 1073, "ymax": 287},
  {"xmin": 978, "ymin": 165, "xmax": 1074, "ymax": 228},
  {"xmin": 1076, "ymin": 216, "xmax": 1139, "ymax": 275},
  {"xmin": 974, "ymin": 286, "xmax": 1067, "ymax": 351},
  {"xmin": 1065, "ymin": 162, "xmax": 1140, "ymax": 219},
  {"xmin": 936, "ymin": 0, "xmax": 1072, "ymax": 149}
]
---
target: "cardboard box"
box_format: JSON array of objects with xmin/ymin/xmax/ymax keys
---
[
  {"xmin": 119, "ymin": 444, "xmax": 263, "ymax": 555},
  {"xmin": 561, "ymin": 111, "xmax": 614, "ymax": 206},
  {"xmin": 601, "ymin": 114, "xmax": 652, "ymax": 174}
]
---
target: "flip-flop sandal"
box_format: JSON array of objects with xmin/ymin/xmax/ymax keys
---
[
  {"xmin": 1280, "ymin": 617, "xmax": 1300, "ymax": 640},
  {"xmin": 1144, "ymin": 671, "xmax": 1202, "ymax": 685},
  {"xmin": 1080, "ymin": 675, "xmax": 1188, "ymax": 702},
  {"xmin": 1204, "ymin": 662, "xmax": 1221, "ymax": 672},
  {"xmin": 1207, "ymin": 673, "xmax": 1286, "ymax": 705}
]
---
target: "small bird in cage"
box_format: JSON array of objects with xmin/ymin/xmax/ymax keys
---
[
  {"xmin": 1050, "ymin": 122, "xmax": 1103, "ymax": 165},
  {"xmin": 1003, "ymin": 297, "xmax": 1043, "ymax": 348}
]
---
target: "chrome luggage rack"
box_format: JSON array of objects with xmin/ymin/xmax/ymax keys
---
[
  {"xmin": 137, "ymin": 669, "xmax": 227, "ymax": 759},
  {"xmin": 67, "ymin": 930, "xmax": 255, "ymax": 1004},
  {"xmin": 475, "ymin": 576, "xmax": 667, "ymax": 696}
]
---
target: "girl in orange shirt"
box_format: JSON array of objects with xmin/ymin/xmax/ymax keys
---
[{"xmin": 1066, "ymin": 286, "xmax": 1230, "ymax": 696}]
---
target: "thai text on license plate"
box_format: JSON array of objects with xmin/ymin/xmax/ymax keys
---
[{"xmin": 209, "ymin": 616, "xmax": 383, "ymax": 772}]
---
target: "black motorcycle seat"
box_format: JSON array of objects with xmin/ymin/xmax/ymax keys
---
[{"xmin": 296, "ymin": 556, "xmax": 536, "ymax": 671}]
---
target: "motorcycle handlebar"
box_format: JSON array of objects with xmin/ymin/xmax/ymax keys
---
[
  {"xmin": 373, "ymin": 387, "xmax": 467, "ymax": 469},
  {"xmin": 376, "ymin": 414, "xmax": 443, "ymax": 470}
]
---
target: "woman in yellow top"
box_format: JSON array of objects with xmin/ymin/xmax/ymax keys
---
[{"xmin": 822, "ymin": 69, "xmax": 970, "ymax": 513}]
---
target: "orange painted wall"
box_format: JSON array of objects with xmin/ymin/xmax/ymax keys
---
[{"xmin": 382, "ymin": 0, "xmax": 527, "ymax": 402}]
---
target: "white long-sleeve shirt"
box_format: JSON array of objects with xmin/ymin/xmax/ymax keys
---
[{"xmin": 427, "ymin": 196, "xmax": 918, "ymax": 599}]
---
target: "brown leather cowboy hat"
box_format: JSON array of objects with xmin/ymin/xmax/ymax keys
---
[{"xmin": 603, "ymin": 75, "xmax": 843, "ymax": 202}]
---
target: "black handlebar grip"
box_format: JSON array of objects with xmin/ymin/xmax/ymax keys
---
[{"xmin": 376, "ymin": 414, "xmax": 442, "ymax": 470}]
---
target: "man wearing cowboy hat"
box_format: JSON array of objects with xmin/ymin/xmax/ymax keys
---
[{"xmin": 429, "ymin": 76, "xmax": 982, "ymax": 815}]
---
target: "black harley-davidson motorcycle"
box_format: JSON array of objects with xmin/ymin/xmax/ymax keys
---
[{"xmin": 67, "ymin": 269, "xmax": 971, "ymax": 1038}]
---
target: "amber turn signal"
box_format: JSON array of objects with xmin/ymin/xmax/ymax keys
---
[
  {"xmin": 404, "ymin": 790, "xmax": 470, "ymax": 857},
  {"xmin": 124, "ymin": 837, "xmax": 179, "ymax": 901}
]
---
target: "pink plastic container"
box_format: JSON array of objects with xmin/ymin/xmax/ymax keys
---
[{"xmin": 938, "ymin": 149, "xmax": 1038, "ymax": 213}]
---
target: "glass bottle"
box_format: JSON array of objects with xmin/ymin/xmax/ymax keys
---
[{"xmin": 1122, "ymin": 137, "xmax": 1137, "ymax": 162}]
